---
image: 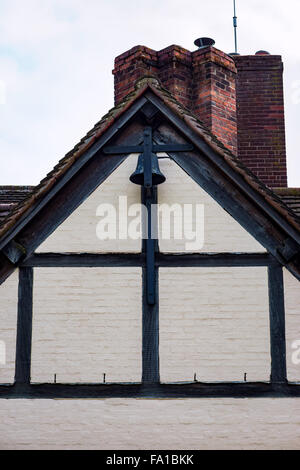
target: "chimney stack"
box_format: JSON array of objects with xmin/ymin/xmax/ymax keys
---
[
  {"xmin": 233, "ymin": 53, "xmax": 287, "ymax": 187},
  {"xmin": 113, "ymin": 42, "xmax": 287, "ymax": 188}
]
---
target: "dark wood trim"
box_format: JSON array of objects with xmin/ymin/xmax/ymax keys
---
[
  {"xmin": 141, "ymin": 186, "xmax": 160, "ymax": 383},
  {"xmin": 0, "ymin": 382, "xmax": 300, "ymax": 399},
  {"xmin": 142, "ymin": 266, "xmax": 159, "ymax": 383},
  {"xmin": 20, "ymin": 252, "xmax": 273, "ymax": 268},
  {"xmin": 103, "ymin": 143, "xmax": 193, "ymax": 154},
  {"xmin": 14, "ymin": 267, "xmax": 33, "ymax": 384},
  {"xmin": 21, "ymin": 253, "xmax": 145, "ymax": 267},
  {"xmin": 268, "ymin": 265, "xmax": 287, "ymax": 383},
  {"xmin": 156, "ymin": 252, "xmax": 274, "ymax": 267}
]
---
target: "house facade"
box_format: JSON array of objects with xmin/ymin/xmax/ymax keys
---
[{"xmin": 0, "ymin": 41, "xmax": 300, "ymax": 449}]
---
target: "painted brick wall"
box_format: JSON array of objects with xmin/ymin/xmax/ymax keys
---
[
  {"xmin": 37, "ymin": 156, "xmax": 141, "ymax": 253},
  {"xmin": 31, "ymin": 268, "xmax": 142, "ymax": 383},
  {"xmin": 158, "ymin": 158, "xmax": 265, "ymax": 253},
  {"xmin": 37, "ymin": 156, "xmax": 266, "ymax": 254},
  {"xmin": 284, "ymin": 268, "xmax": 300, "ymax": 382},
  {"xmin": 0, "ymin": 267, "xmax": 299, "ymax": 448},
  {"xmin": 0, "ymin": 157, "xmax": 300, "ymax": 448},
  {"xmin": 1, "ymin": 399, "xmax": 300, "ymax": 449},
  {"xmin": 160, "ymin": 267, "xmax": 270, "ymax": 383},
  {"xmin": 0, "ymin": 270, "xmax": 18, "ymax": 384}
]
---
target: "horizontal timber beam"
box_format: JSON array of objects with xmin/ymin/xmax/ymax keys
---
[
  {"xmin": 21, "ymin": 253, "xmax": 145, "ymax": 267},
  {"xmin": 103, "ymin": 143, "xmax": 193, "ymax": 154},
  {"xmin": 0, "ymin": 382, "xmax": 299, "ymax": 399},
  {"xmin": 156, "ymin": 252, "xmax": 274, "ymax": 267},
  {"xmin": 21, "ymin": 252, "xmax": 275, "ymax": 268}
]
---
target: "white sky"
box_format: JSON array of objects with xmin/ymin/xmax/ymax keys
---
[{"xmin": 0, "ymin": 0, "xmax": 299, "ymax": 186}]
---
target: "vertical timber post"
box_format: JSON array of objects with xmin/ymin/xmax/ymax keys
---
[
  {"xmin": 14, "ymin": 267, "xmax": 33, "ymax": 384},
  {"xmin": 142, "ymin": 186, "xmax": 159, "ymax": 383},
  {"xmin": 268, "ymin": 264, "xmax": 287, "ymax": 383}
]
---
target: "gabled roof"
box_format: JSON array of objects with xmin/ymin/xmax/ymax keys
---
[
  {"xmin": 274, "ymin": 188, "xmax": 300, "ymax": 218},
  {"xmin": 1, "ymin": 77, "xmax": 300, "ymax": 281},
  {"xmin": 0, "ymin": 186, "xmax": 34, "ymax": 223}
]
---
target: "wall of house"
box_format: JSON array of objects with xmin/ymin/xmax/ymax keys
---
[
  {"xmin": 0, "ymin": 270, "xmax": 18, "ymax": 384},
  {"xmin": 158, "ymin": 159, "xmax": 265, "ymax": 253},
  {"xmin": 159, "ymin": 266, "xmax": 270, "ymax": 383},
  {"xmin": 0, "ymin": 156, "xmax": 299, "ymax": 449},
  {"xmin": 31, "ymin": 267, "xmax": 142, "ymax": 384},
  {"xmin": 0, "ymin": 398, "xmax": 299, "ymax": 449},
  {"xmin": 36, "ymin": 156, "xmax": 142, "ymax": 253},
  {"xmin": 36, "ymin": 156, "xmax": 266, "ymax": 254},
  {"xmin": 284, "ymin": 268, "xmax": 300, "ymax": 382}
]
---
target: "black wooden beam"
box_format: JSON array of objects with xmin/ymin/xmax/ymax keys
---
[
  {"xmin": 21, "ymin": 253, "xmax": 145, "ymax": 267},
  {"xmin": 156, "ymin": 252, "xmax": 274, "ymax": 267},
  {"xmin": 20, "ymin": 252, "xmax": 273, "ymax": 268},
  {"xmin": 142, "ymin": 186, "xmax": 159, "ymax": 383},
  {"xmin": 1, "ymin": 382, "xmax": 300, "ymax": 399},
  {"xmin": 14, "ymin": 267, "xmax": 33, "ymax": 384},
  {"xmin": 103, "ymin": 144, "xmax": 193, "ymax": 154},
  {"xmin": 142, "ymin": 266, "xmax": 159, "ymax": 383},
  {"xmin": 268, "ymin": 265, "xmax": 287, "ymax": 383}
]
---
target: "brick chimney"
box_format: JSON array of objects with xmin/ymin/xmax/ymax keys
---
[
  {"xmin": 113, "ymin": 43, "xmax": 287, "ymax": 187},
  {"xmin": 233, "ymin": 52, "xmax": 287, "ymax": 187},
  {"xmin": 113, "ymin": 44, "xmax": 237, "ymax": 155}
]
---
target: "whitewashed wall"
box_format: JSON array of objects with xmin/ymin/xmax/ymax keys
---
[
  {"xmin": 158, "ymin": 159, "xmax": 266, "ymax": 253},
  {"xmin": 0, "ymin": 157, "xmax": 299, "ymax": 449},
  {"xmin": 31, "ymin": 268, "xmax": 142, "ymax": 383},
  {"xmin": 36, "ymin": 156, "xmax": 265, "ymax": 254},
  {"xmin": 0, "ymin": 399, "xmax": 300, "ymax": 449},
  {"xmin": 0, "ymin": 270, "xmax": 18, "ymax": 384},
  {"xmin": 37, "ymin": 155, "xmax": 141, "ymax": 253},
  {"xmin": 284, "ymin": 268, "xmax": 300, "ymax": 382},
  {"xmin": 160, "ymin": 267, "xmax": 270, "ymax": 382}
]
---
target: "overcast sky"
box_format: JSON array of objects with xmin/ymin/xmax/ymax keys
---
[{"xmin": 0, "ymin": 0, "xmax": 299, "ymax": 186}]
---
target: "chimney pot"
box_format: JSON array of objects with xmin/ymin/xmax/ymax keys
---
[
  {"xmin": 194, "ymin": 37, "xmax": 215, "ymax": 49},
  {"xmin": 255, "ymin": 50, "xmax": 270, "ymax": 55}
]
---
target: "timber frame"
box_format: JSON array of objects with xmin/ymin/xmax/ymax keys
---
[
  {"xmin": 0, "ymin": 252, "xmax": 297, "ymax": 398},
  {"xmin": 0, "ymin": 80, "xmax": 300, "ymax": 398}
]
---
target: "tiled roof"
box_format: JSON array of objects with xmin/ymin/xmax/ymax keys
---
[
  {"xmin": 0, "ymin": 76, "xmax": 300, "ymax": 244},
  {"xmin": 0, "ymin": 186, "xmax": 34, "ymax": 224},
  {"xmin": 274, "ymin": 188, "xmax": 300, "ymax": 217}
]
